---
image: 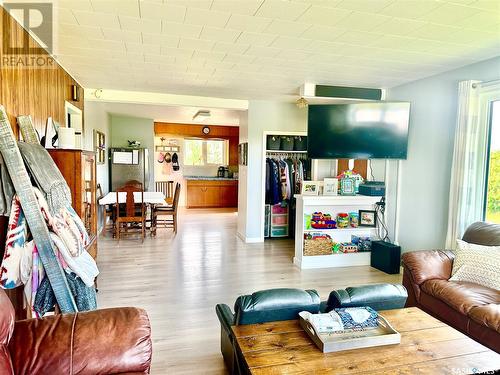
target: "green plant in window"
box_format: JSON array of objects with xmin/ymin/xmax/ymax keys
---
[{"xmin": 486, "ymin": 150, "xmax": 500, "ymax": 223}]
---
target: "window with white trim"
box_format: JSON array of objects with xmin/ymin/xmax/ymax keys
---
[{"xmin": 184, "ymin": 138, "xmax": 228, "ymax": 166}]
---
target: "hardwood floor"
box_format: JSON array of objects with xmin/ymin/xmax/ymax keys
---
[{"xmin": 96, "ymin": 208, "xmax": 401, "ymax": 374}]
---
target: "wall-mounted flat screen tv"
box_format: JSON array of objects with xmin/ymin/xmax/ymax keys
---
[{"xmin": 307, "ymin": 102, "xmax": 411, "ymax": 159}]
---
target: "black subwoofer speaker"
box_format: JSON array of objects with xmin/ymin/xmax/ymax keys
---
[{"xmin": 370, "ymin": 241, "xmax": 401, "ymax": 274}]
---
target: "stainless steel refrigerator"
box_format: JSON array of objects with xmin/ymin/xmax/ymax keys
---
[{"xmin": 109, "ymin": 147, "xmax": 150, "ymax": 191}]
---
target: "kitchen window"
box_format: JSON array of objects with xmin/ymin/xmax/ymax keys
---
[{"xmin": 184, "ymin": 138, "xmax": 228, "ymax": 166}]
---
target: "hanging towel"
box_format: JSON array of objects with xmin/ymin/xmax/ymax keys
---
[{"xmin": 17, "ymin": 142, "xmax": 72, "ymax": 214}]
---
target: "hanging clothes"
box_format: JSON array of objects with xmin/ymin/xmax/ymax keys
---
[
  {"xmin": 0, "ymin": 187, "xmax": 98, "ymax": 317},
  {"xmin": 265, "ymin": 155, "xmax": 309, "ymax": 204}
]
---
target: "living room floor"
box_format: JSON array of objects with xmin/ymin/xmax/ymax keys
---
[{"xmin": 96, "ymin": 208, "xmax": 401, "ymax": 374}]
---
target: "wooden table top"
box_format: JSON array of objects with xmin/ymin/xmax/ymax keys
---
[{"xmin": 232, "ymin": 307, "xmax": 500, "ymax": 374}]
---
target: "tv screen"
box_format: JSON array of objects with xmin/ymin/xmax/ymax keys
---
[{"xmin": 307, "ymin": 102, "xmax": 410, "ymax": 159}]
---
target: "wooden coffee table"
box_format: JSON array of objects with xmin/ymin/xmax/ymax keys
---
[{"xmin": 232, "ymin": 307, "xmax": 500, "ymax": 374}]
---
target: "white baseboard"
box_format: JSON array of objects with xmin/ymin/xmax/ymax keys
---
[{"xmin": 236, "ymin": 231, "xmax": 264, "ymax": 243}]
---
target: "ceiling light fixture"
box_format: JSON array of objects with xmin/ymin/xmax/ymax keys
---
[
  {"xmin": 296, "ymin": 97, "xmax": 308, "ymax": 108},
  {"xmin": 193, "ymin": 110, "xmax": 211, "ymax": 122}
]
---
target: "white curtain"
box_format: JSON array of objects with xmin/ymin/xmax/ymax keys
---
[{"xmin": 445, "ymin": 80, "xmax": 490, "ymax": 248}]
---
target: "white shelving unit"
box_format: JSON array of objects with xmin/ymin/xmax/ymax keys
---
[{"xmin": 294, "ymin": 194, "xmax": 381, "ymax": 269}]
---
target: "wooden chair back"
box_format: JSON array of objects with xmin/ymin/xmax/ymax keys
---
[
  {"xmin": 96, "ymin": 183, "xmax": 104, "ymax": 200},
  {"xmin": 115, "ymin": 185, "xmax": 144, "ymax": 220},
  {"xmin": 155, "ymin": 181, "xmax": 174, "ymax": 200},
  {"xmin": 172, "ymin": 183, "xmax": 181, "ymax": 210},
  {"xmin": 124, "ymin": 180, "xmax": 143, "ymax": 189}
]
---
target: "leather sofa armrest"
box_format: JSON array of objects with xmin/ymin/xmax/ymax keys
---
[
  {"xmin": 401, "ymin": 250, "xmax": 454, "ymax": 285},
  {"xmin": 9, "ymin": 307, "xmax": 152, "ymax": 375},
  {"xmin": 216, "ymin": 304, "xmax": 235, "ymax": 335}
]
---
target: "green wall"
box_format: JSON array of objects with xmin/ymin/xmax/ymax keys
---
[{"xmin": 110, "ymin": 114, "xmax": 155, "ymax": 189}]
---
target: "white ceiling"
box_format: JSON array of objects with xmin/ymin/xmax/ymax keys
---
[
  {"xmin": 100, "ymin": 101, "xmax": 242, "ymax": 125},
  {"xmin": 28, "ymin": 1, "xmax": 500, "ymax": 98}
]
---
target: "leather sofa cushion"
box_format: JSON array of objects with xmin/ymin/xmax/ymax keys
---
[
  {"xmin": 421, "ymin": 280, "xmax": 500, "ymax": 315},
  {"xmin": 468, "ymin": 304, "xmax": 500, "ymax": 333},
  {"xmin": 401, "ymin": 250, "xmax": 454, "ymax": 285},
  {"xmin": 462, "ymin": 222, "xmax": 500, "ymax": 246},
  {"xmin": 235, "ymin": 288, "xmax": 320, "ymax": 325}
]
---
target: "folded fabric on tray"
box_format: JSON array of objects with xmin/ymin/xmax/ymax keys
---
[{"xmin": 300, "ymin": 306, "xmax": 379, "ymax": 334}]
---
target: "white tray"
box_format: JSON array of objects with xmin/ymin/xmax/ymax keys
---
[{"xmin": 299, "ymin": 313, "xmax": 401, "ymax": 353}]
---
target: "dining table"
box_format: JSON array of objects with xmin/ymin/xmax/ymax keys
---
[{"xmin": 98, "ymin": 191, "xmax": 167, "ymax": 206}]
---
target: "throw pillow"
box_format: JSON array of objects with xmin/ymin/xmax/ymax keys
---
[{"xmin": 450, "ymin": 239, "xmax": 500, "ymax": 290}]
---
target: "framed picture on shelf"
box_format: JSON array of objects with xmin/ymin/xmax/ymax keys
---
[
  {"xmin": 340, "ymin": 177, "xmax": 356, "ymax": 196},
  {"xmin": 323, "ymin": 178, "xmax": 338, "ymax": 196},
  {"xmin": 359, "ymin": 210, "xmax": 377, "ymax": 227},
  {"xmin": 301, "ymin": 181, "xmax": 320, "ymax": 196}
]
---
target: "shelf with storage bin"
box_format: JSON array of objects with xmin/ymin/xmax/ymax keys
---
[
  {"xmin": 294, "ymin": 194, "xmax": 381, "ymax": 269},
  {"xmin": 265, "ymin": 150, "xmax": 308, "ymax": 154}
]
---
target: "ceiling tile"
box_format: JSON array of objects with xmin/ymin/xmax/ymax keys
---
[
  {"xmin": 339, "ymin": 30, "xmax": 383, "ymax": 45},
  {"xmin": 336, "ymin": 0, "xmax": 396, "ymax": 12},
  {"xmin": 245, "ymin": 45, "xmax": 282, "ymax": 57},
  {"xmin": 58, "ymin": 0, "xmax": 93, "ymax": 11},
  {"xmin": 199, "ymin": 27, "xmax": 241, "ymax": 43},
  {"xmin": 409, "ymin": 23, "xmax": 462, "ymax": 41},
  {"xmin": 334, "ymin": 11, "xmax": 393, "ymax": 32},
  {"xmin": 378, "ymin": 0, "xmax": 443, "ymax": 19},
  {"xmin": 162, "ymin": 21, "xmax": 202, "ymax": 37},
  {"xmin": 102, "ymin": 28, "xmax": 142, "ymax": 43},
  {"xmin": 223, "ymin": 53, "xmax": 257, "ymax": 64},
  {"xmin": 370, "ymin": 17, "xmax": 428, "ymax": 36},
  {"xmin": 179, "ymin": 37, "xmax": 215, "ymax": 51},
  {"xmin": 140, "ymin": 1, "xmax": 186, "ymax": 21},
  {"xmin": 305, "ymin": 40, "xmax": 346, "ymax": 54},
  {"xmin": 236, "ymin": 31, "xmax": 276, "ymax": 46},
  {"xmin": 161, "ymin": 46, "xmax": 194, "ymax": 59},
  {"xmin": 270, "ymin": 36, "xmax": 312, "ymax": 50},
  {"xmin": 297, "ymin": 5, "xmax": 352, "ymax": 26},
  {"xmin": 458, "ymin": 11, "xmax": 500, "ymax": 31},
  {"xmin": 212, "ymin": 41, "xmax": 250, "ymax": 54},
  {"xmin": 55, "ymin": 8, "xmax": 78, "ymax": 25},
  {"xmin": 91, "ymin": 0, "xmax": 140, "ymax": 17},
  {"xmin": 226, "ymin": 14, "xmax": 273, "ymax": 32},
  {"xmin": 192, "ymin": 50, "xmax": 227, "ymax": 61},
  {"xmin": 278, "ymin": 49, "xmax": 311, "ymax": 60},
  {"xmin": 59, "ymin": 23, "xmax": 104, "ymax": 39},
  {"xmin": 120, "ymin": 16, "xmax": 162, "ymax": 33},
  {"xmin": 211, "ymin": 0, "xmax": 265, "ymax": 15},
  {"xmin": 300, "ymin": 25, "xmax": 347, "ymax": 42},
  {"xmin": 74, "ymin": 10, "xmax": 120, "ymax": 28},
  {"xmin": 255, "ymin": 0, "xmax": 311, "ymax": 21},
  {"xmin": 166, "ymin": 0, "xmax": 213, "ymax": 9},
  {"xmin": 142, "ymin": 33, "xmax": 179, "ymax": 47},
  {"xmin": 184, "ymin": 8, "xmax": 231, "ymax": 28},
  {"xmin": 264, "ymin": 20, "xmax": 311, "ymax": 37},
  {"xmin": 420, "ymin": 3, "xmax": 482, "ymax": 24},
  {"xmin": 126, "ymin": 42, "xmax": 161, "ymax": 54},
  {"xmin": 468, "ymin": 0, "xmax": 500, "ymax": 11}
]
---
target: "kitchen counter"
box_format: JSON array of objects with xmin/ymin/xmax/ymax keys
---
[
  {"xmin": 184, "ymin": 175, "xmax": 238, "ymax": 181},
  {"xmin": 185, "ymin": 178, "xmax": 238, "ymax": 208}
]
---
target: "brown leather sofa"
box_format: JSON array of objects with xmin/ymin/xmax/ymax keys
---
[
  {"xmin": 402, "ymin": 222, "xmax": 500, "ymax": 353},
  {"xmin": 0, "ymin": 289, "xmax": 152, "ymax": 374}
]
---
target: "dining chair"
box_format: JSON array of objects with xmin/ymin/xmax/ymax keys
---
[
  {"xmin": 124, "ymin": 180, "xmax": 144, "ymax": 189},
  {"xmin": 155, "ymin": 180, "xmax": 175, "ymax": 205},
  {"xmin": 115, "ymin": 184, "xmax": 146, "ymax": 242},
  {"xmin": 97, "ymin": 183, "xmax": 114, "ymax": 237},
  {"xmin": 152, "ymin": 182, "xmax": 180, "ymax": 235}
]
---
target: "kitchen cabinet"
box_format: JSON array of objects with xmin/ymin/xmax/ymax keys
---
[{"xmin": 186, "ymin": 179, "xmax": 238, "ymax": 208}]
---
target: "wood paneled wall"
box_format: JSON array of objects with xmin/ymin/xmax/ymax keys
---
[
  {"xmin": 0, "ymin": 6, "xmax": 83, "ymax": 136},
  {"xmin": 154, "ymin": 122, "xmax": 239, "ymax": 166}
]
